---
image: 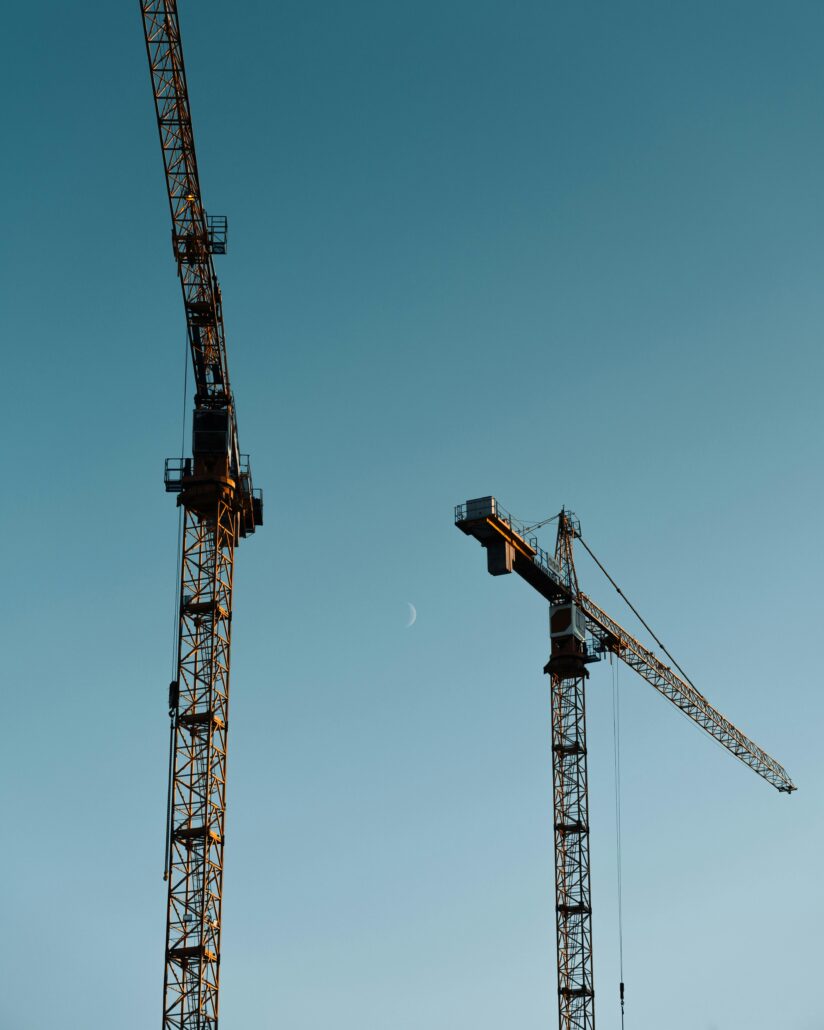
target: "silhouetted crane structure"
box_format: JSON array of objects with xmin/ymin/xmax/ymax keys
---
[
  {"xmin": 140, "ymin": 4, "xmax": 263, "ymax": 1027},
  {"xmin": 455, "ymin": 496, "xmax": 794, "ymax": 1030}
]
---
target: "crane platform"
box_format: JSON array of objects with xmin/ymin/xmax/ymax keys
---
[{"xmin": 455, "ymin": 496, "xmax": 569, "ymax": 603}]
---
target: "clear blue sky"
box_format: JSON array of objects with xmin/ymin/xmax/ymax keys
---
[{"xmin": 1, "ymin": 2, "xmax": 822, "ymax": 1028}]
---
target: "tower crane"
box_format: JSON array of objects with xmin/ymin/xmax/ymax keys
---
[
  {"xmin": 455, "ymin": 496, "xmax": 794, "ymax": 1030},
  {"xmin": 140, "ymin": 4, "xmax": 263, "ymax": 1027}
]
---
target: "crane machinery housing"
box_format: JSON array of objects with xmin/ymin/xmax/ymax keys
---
[
  {"xmin": 140, "ymin": 4, "xmax": 263, "ymax": 1028},
  {"xmin": 455, "ymin": 496, "xmax": 794, "ymax": 1030}
]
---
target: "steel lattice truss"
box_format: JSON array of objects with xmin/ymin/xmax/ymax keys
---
[
  {"xmin": 140, "ymin": 4, "xmax": 262, "ymax": 1027},
  {"xmin": 140, "ymin": 1, "xmax": 242, "ymax": 483},
  {"xmin": 164, "ymin": 500, "xmax": 236, "ymax": 1029},
  {"xmin": 455, "ymin": 496, "xmax": 795, "ymax": 1030},
  {"xmin": 550, "ymin": 673, "xmax": 595, "ymax": 1030},
  {"xmin": 453, "ymin": 499, "xmax": 795, "ymax": 795},
  {"xmin": 578, "ymin": 593, "xmax": 794, "ymax": 792}
]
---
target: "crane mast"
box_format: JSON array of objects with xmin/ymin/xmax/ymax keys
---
[
  {"xmin": 455, "ymin": 497, "xmax": 794, "ymax": 1030},
  {"xmin": 140, "ymin": 4, "xmax": 262, "ymax": 1028},
  {"xmin": 546, "ymin": 511, "xmax": 596, "ymax": 1028}
]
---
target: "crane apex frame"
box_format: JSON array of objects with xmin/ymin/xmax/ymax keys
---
[
  {"xmin": 140, "ymin": 3, "xmax": 263, "ymax": 1028},
  {"xmin": 455, "ymin": 495, "xmax": 794, "ymax": 1030}
]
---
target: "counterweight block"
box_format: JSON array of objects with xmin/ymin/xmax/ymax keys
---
[{"xmin": 486, "ymin": 538, "xmax": 515, "ymax": 576}]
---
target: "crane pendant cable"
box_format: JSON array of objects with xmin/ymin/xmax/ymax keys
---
[{"xmin": 612, "ymin": 654, "xmax": 626, "ymax": 1028}]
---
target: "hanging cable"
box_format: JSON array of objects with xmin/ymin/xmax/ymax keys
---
[
  {"xmin": 163, "ymin": 682, "xmax": 178, "ymax": 882},
  {"xmin": 521, "ymin": 512, "xmax": 560, "ymax": 535},
  {"xmin": 179, "ymin": 329, "xmax": 189, "ymax": 459},
  {"xmin": 171, "ymin": 329, "xmax": 189, "ymax": 672},
  {"xmin": 577, "ymin": 532, "xmax": 698, "ymax": 693},
  {"xmin": 579, "ymin": 532, "xmax": 747, "ymax": 766},
  {"xmin": 612, "ymin": 655, "xmax": 626, "ymax": 1028},
  {"xmin": 164, "ymin": 331, "xmax": 190, "ymax": 879}
]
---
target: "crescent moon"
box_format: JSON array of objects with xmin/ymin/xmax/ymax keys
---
[{"xmin": 406, "ymin": 602, "xmax": 417, "ymax": 628}]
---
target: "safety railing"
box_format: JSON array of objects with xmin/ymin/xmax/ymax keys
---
[
  {"xmin": 455, "ymin": 499, "xmax": 566, "ymax": 588},
  {"xmin": 164, "ymin": 458, "xmax": 191, "ymax": 493}
]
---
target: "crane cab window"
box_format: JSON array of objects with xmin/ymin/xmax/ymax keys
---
[{"xmin": 192, "ymin": 410, "xmax": 229, "ymax": 456}]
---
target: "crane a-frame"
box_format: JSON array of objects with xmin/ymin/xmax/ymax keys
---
[
  {"xmin": 456, "ymin": 496, "xmax": 794, "ymax": 1030},
  {"xmin": 140, "ymin": 4, "xmax": 263, "ymax": 1027}
]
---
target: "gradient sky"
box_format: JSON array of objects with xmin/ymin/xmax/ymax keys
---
[{"xmin": 2, "ymin": 2, "xmax": 822, "ymax": 1028}]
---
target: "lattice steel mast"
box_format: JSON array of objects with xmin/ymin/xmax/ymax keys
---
[
  {"xmin": 140, "ymin": 5, "xmax": 263, "ymax": 1028},
  {"xmin": 455, "ymin": 497, "xmax": 794, "ymax": 1030},
  {"xmin": 545, "ymin": 511, "xmax": 596, "ymax": 1029}
]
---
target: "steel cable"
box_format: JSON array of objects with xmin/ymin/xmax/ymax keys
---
[
  {"xmin": 612, "ymin": 655, "xmax": 626, "ymax": 1028},
  {"xmin": 576, "ymin": 532, "xmax": 697, "ymax": 693},
  {"xmin": 164, "ymin": 331, "xmax": 189, "ymax": 880}
]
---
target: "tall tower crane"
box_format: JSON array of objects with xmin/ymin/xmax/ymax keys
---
[
  {"xmin": 455, "ymin": 496, "xmax": 794, "ymax": 1030},
  {"xmin": 140, "ymin": 5, "xmax": 263, "ymax": 1027}
]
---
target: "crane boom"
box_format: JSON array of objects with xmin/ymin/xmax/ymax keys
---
[
  {"xmin": 141, "ymin": 1, "xmax": 230, "ymax": 406},
  {"xmin": 577, "ymin": 592, "xmax": 795, "ymax": 792},
  {"xmin": 140, "ymin": 4, "xmax": 263, "ymax": 1028},
  {"xmin": 141, "ymin": 0, "xmax": 253, "ymax": 517}
]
